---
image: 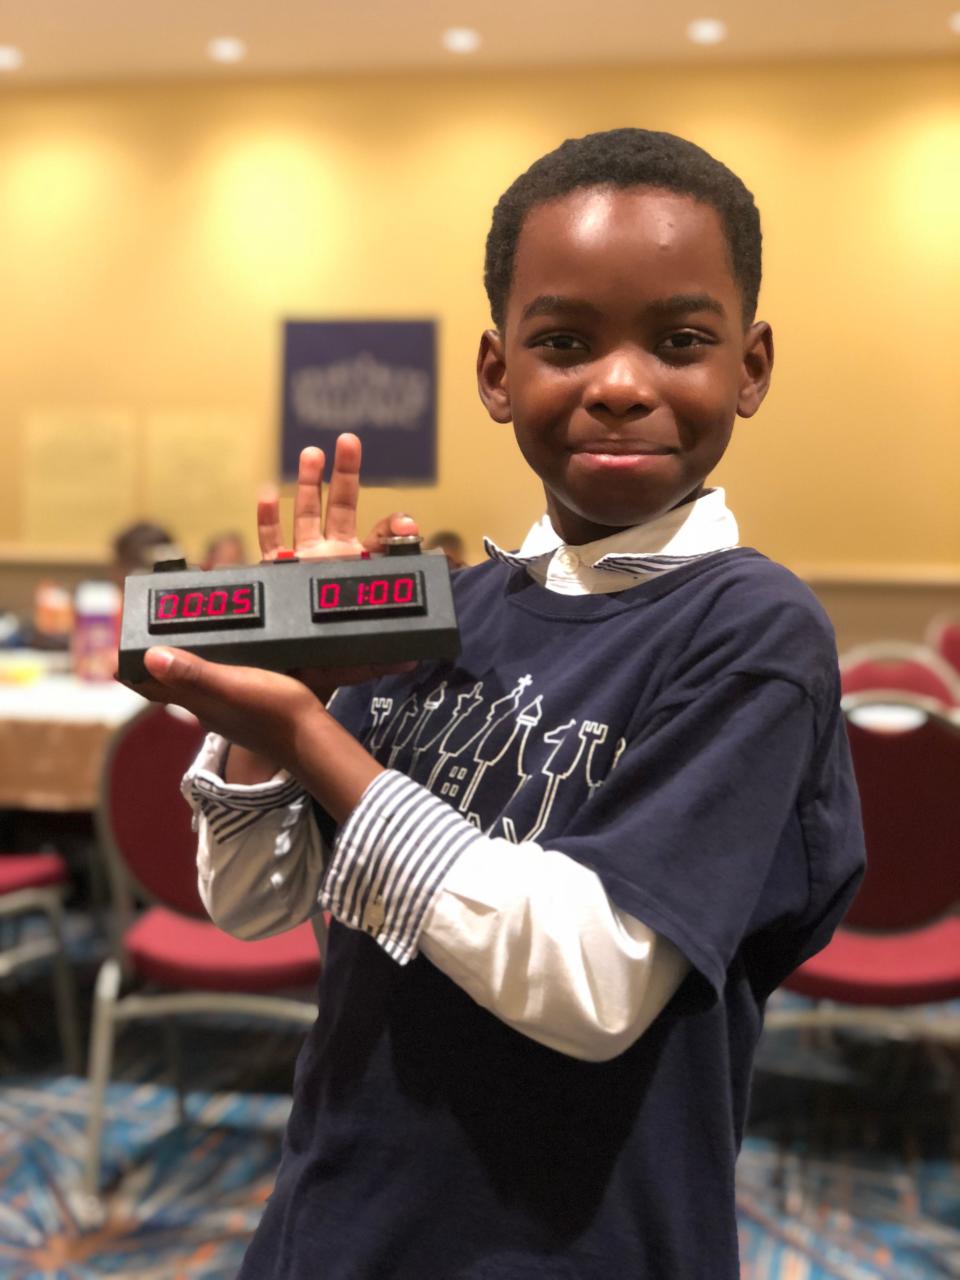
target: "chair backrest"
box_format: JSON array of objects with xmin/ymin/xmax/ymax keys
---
[
  {"xmin": 97, "ymin": 702, "xmax": 208, "ymax": 918},
  {"xmin": 925, "ymin": 614, "xmax": 960, "ymax": 680},
  {"xmin": 841, "ymin": 694, "xmax": 960, "ymax": 930},
  {"xmin": 839, "ymin": 641, "xmax": 960, "ymax": 707}
]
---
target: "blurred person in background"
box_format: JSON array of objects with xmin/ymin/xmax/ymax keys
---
[
  {"xmin": 202, "ymin": 530, "xmax": 248, "ymax": 570},
  {"xmin": 112, "ymin": 521, "xmax": 182, "ymax": 584},
  {"xmin": 424, "ymin": 529, "xmax": 468, "ymax": 569}
]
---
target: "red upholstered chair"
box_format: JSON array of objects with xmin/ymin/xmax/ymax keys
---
[
  {"xmin": 838, "ymin": 641, "xmax": 960, "ymax": 707},
  {"xmin": 926, "ymin": 613, "xmax": 960, "ymax": 681},
  {"xmin": 768, "ymin": 693, "xmax": 960, "ymax": 1038},
  {"xmin": 80, "ymin": 702, "xmax": 324, "ymax": 1215},
  {"xmin": 0, "ymin": 852, "xmax": 81, "ymax": 1071}
]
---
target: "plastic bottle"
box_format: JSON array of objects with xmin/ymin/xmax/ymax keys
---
[
  {"xmin": 33, "ymin": 580, "xmax": 74, "ymax": 646},
  {"xmin": 72, "ymin": 581, "xmax": 122, "ymax": 681}
]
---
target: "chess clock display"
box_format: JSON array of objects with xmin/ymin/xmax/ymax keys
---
[
  {"xmin": 311, "ymin": 572, "xmax": 424, "ymax": 619},
  {"xmin": 118, "ymin": 541, "xmax": 458, "ymax": 683},
  {"xmin": 149, "ymin": 583, "xmax": 264, "ymax": 631}
]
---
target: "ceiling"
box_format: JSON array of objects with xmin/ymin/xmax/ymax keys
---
[{"xmin": 0, "ymin": 0, "xmax": 957, "ymax": 84}]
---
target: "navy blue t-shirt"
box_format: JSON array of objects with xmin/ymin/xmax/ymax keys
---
[{"xmin": 239, "ymin": 548, "xmax": 865, "ymax": 1279}]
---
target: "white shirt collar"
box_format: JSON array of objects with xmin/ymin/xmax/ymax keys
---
[{"xmin": 482, "ymin": 488, "xmax": 739, "ymax": 596}]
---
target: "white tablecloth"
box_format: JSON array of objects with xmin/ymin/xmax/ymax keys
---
[{"xmin": 0, "ymin": 654, "xmax": 146, "ymax": 810}]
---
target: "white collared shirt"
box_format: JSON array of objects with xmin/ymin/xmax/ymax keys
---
[
  {"xmin": 184, "ymin": 490, "xmax": 738, "ymax": 1060},
  {"xmin": 486, "ymin": 486, "xmax": 738, "ymax": 595}
]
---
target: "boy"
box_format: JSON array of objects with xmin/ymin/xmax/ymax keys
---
[{"xmin": 139, "ymin": 129, "xmax": 865, "ymax": 1278}]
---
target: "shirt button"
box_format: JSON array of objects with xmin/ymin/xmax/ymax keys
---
[
  {"xmin": 558, "ymin": 549, "xmax": 580, "ymax": 571},
  {"xmin": 363, "ymin": 898, "xmax": 386, "ymax": 935}
]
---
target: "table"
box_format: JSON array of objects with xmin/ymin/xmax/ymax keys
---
[{"xmin": 0, "ymin": 653, "xmax": 146, "ymax": 811}]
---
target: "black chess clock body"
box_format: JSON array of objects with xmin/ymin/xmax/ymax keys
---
[{"xmin": 118, "ymin": 547, "xmax": 459, "ymax": 683}]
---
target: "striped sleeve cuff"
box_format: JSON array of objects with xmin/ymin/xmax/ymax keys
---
[
  {"xmin": 182, "ymin": 733, "xmax": 307, "ymax": 841},
  {"xmin": 319, "ymin": 769, "xmax": 482, "ymax": 965}
]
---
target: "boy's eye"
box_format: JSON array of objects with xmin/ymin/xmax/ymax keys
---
[
  {"xmin": 533, "ymin": 333, "xmax": 587, "ymax": 352},
  {"xmin": 661, "ymin": 330, "xmax": 711, "ymax": 353}
]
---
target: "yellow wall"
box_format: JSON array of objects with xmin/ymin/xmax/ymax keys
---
[{"xmin": 0, "ymin": 56, "xmax": 957, "ymax": 573}]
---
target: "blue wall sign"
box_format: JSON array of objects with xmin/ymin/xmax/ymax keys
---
[{"xmin": 281, "ymin": 320, "xmax": 437, "ymax": 484}]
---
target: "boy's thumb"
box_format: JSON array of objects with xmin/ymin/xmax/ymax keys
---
[{"xmin": 144, "ymin": 646, "xmax": 207, "ymax": 688}]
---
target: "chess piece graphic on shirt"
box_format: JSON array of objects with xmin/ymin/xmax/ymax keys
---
[
  {"xmin": 592, "ymin": 733, "xmax": 626, "ymax": 786},
  {"xmin": 500, "ymin": 717, "xmax": 611, "ymax": 844},
  {"xmin": 408, "ymin": 682, "xmax": 484, "ymax": 783},
  {"xmin": 477, "ymin": 693, "xmax": 547, "ymax": 827},
  {"xmin": 458, "ymin": 692, "xmax": 544, "ymax": 822},
  {"xmin": 368, "ymin": 690, "xmax": 420, "ymax": 759},
  {"xmin": 394, "ymin": 681, "xmax": 449, "ymax": 772},
  {"xmin": 432, "ymin": 675, "xmax": 534, "ymax": 797},
  {"xmin": 366, "ymin": 696, "xmax": 395, "ymax": 752}
]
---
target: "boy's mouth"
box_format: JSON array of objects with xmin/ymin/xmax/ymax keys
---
[
  {"xmin": 570, "ymin": 445, "xmax": 677, "ymax": 473},
  {"xmin": 574, "ymin": 441, "xmax": 677, "ymax": 456}
]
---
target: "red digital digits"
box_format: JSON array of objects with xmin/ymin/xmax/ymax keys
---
[
  {"xmin": 155, "ymin": 586, "xmax": 254, "ymax": 621},
  {"xmin": 318, "ymin": 576, "xmax": 416, "ymax": 610}
]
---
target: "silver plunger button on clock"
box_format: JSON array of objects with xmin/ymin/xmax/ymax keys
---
[{"xmin": 382, "ymin": 534, "xmax": 423, "ymax": 557}]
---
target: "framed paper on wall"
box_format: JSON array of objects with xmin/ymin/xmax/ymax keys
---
[{"xmin": 280, "ymin": 320, "xmax": 437, "ymax": 484}]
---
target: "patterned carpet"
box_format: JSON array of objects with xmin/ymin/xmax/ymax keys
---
[
  {"xmin": 0, "ymin": 1077, "xmax": 287, "ymax": 1279},
  {"xmin": 1, "ymin": 917, "xmax": 958, "ymax": 1279}
]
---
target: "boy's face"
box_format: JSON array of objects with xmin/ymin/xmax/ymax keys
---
[{"xmin": 477, "ymin": 186, "xmax": 773, "ymax": 545}]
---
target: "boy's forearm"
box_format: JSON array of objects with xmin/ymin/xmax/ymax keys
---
[
  {"xmin": 223, "ymin": 679, "xmax": 340, "ymax": 787},
  {"xmin": 224, "ymin": 744, "xmax": 283, "ymax": 785},
  {"xmin": 223, "ymin": 705, "xmax": 381, "ymax": 820},
  {"xmin": 287, "ymin": 701, "xmax": 384, "ymax": 825}
]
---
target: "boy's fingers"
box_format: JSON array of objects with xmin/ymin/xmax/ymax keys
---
[
  {"xmin": 324, "ymin": 434, "xmax": 362, "ymax": 544},
  {"xmin": 390, "ymin": 512, "xmax": 419, "ymax": 538},
  {"xmin": 294, "ymin": 447, "xmax": 325, "ymax": 548},
  {"xmin": 257, "ymin": 488, "xmax": 283, "ymax": 560},
  {"xmin": 361, "ymin": 511, "xmax": 419, "ymax": 552}
]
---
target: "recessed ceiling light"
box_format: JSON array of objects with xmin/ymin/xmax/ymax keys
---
[
  {"xmin": 948, "ymin": 11, "xmax": 960, "ymax": 34},
  {"xmin": 207, "ymin": 36, "xmax": 247, "ymax": 64},
  {"xmin": 0, "ymin": 45, "xmax": 24, "ymax": 72},
  {"xmin": 687, "ymin": 18, "xmax": 728, "ymax": 45},
  {"xmin": 441, "ymin": 27, "xmax": 482, "ymax": 55}
]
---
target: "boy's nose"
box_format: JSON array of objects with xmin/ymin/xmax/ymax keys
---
[{"xmin": 583, "ymin": 351, "xmax": 657, "ymax": 417}]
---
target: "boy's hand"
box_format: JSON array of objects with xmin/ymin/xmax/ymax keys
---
[
  {"xmin": 133, "ymin": 434, "xmax": 419, "ymax": 787},
  {"xmin": 259, "ymin": 433, "xmax": 418, "ymax": 698},
  {"xmin": 139, "ymin": 647, "xmax": 320, "ymax": 775},
  {"xmin": 258, "ymin": 432, "xmax": 417, "ymax": 565},
  {"xmin": 138, "ymin": 646, "xmax": 382, "ymax": 819}
]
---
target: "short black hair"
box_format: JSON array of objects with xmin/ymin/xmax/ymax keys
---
[
  {"xmin": 112, "ymin": 520, "xmax": 176, "ymax": 573},
  {"xmin": 484, "ymin": 128, "xmax": 762, "ymax": 331}
]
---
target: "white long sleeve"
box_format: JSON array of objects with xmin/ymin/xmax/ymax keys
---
[
  {"xmin": 184, "ymin": 741, "xmax": 688, "ymax": 1062},
  {"xmin": 187, "ymin": 734, "xmax": 326, "ymax": 940},
  {"xmin": 419, "ymin": 837, "xmax": 688, "ymax": 1061}
]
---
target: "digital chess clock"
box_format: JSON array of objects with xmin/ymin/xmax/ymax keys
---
[{"xmin": 118, "ymin": 541, "xmax": 459, "ymax": 684}]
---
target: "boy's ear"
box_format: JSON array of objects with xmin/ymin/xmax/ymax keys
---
[
  {"xmin": 477, "ymin": 329, "xmax": 512, "ymax": 424},
  {"xmin": 737, "ymin": 322, "xmax": 774, "ymax": 419}
]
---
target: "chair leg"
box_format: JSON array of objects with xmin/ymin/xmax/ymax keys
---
[
  {"xmin": 80, "ymin": 957, "xmax": 122, "ymax": 1215},
  {"xmin": 161, "ymin": 1017, "xmax": 187, "ymax": 1124},
  {"xmin": 44, "ymin": 897, "xmax": 82, "ymax": 1075}
]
